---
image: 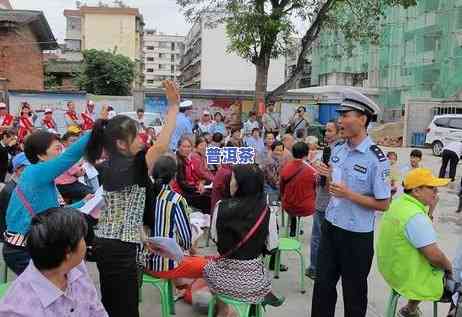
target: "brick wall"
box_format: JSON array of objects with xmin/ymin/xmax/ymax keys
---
[{"xmin": 0, "ymin": 25, "xmax": 45, "ymax": 91}]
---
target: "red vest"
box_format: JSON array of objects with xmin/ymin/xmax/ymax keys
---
[
  {"xmin": 66, "ymin": 111, "xmax": 79, "ymax": 122},
  {"xmin": 0, "ymin": 114, "xmax": 13, "ymax": 127},
  {"xmin": 81, "ymin": 111, "xmax": 95, "ymax": 130},
  {"xmin": 42, "ymin": 117, "xmax": 57, "ymax": 129},
  {"xmin": 18, "ymin": 116, "xmax": 34, "ymax": 141}
]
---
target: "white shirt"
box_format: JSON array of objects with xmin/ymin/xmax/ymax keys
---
[{"xmin": 444, "ymin": 141, "xmax": 462, "ymax": 157}]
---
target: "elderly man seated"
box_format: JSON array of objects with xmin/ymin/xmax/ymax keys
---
[
  {"xmin": 377, "ymin": 168, "xmax": 453, "ymax": 317},
  {"xmin": 0, "ymin": 207, "xmax": 108, "ymax": 317}
]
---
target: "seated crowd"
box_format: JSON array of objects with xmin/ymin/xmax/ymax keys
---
[{"xmin": 0, "ymin": 81, "xmax": 460, "ymax": 317}]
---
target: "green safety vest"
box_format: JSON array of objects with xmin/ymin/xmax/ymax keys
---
[{"xmin": 376, "ymin": 193, "xmax": 444, "ymax": 301}]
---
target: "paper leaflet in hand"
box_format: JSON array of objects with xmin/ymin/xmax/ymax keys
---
[
  {"xmin": 331, "ymin": 167, "xmax": 342, "ymax": 207},
  {"xmin": 189, "ymin": 212, "xmax": 211, "ymax": 244},
  {"xmin": 79, "ymin": 186, "xmax": 105, "ymax": 217},
  {"xmin": 147, "ymin": 237, "xmax": 184, "ymax": 261}
]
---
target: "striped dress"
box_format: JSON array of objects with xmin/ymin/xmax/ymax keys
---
[{"xmin": 144, "ymin": 185, "xmax": 192, "ymax": 272}]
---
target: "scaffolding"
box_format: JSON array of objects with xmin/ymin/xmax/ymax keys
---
[{"xmin": 310, "ymin": 0, "xmax": 462, "ymax": 112}]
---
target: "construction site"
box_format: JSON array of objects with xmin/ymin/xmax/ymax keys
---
[{"xmin": 310, "ymin": 0, "xmax": 462, "ymax": 146}]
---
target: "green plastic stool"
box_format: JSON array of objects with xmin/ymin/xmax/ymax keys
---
[
  {"xmin": 385, "ymin": 289, "xmax": 438, "ymax": 317},
  {"xmin": 140, "ymin": 274, "xmax": 175, "ymax": 317},
  {"xmin": 208, "ymin": 294, "xmax": 264, "ymax": 317},
  {"xmin": 274, "ymin": 216, "xmax": 306, "ymax": 294},
  {"xmin": 0, "ymin": 282, "xmax": 11, "ymax": 299}
]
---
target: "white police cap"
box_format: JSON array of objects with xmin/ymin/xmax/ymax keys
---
[
  {"xmin": 335, "ymin": 88, "xmax": 381, "ymax": 117},
  {"xmin": 180, "ymin": 100, "xmax": 193, "ymax": 110}
]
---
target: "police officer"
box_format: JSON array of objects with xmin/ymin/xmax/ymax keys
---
[
  {"xmin": 311, "ymin": 89, "xmax": 391, "ymax": 317},
  {"xmin": 169, "ymin": 100, "xmax": 194, "ymax": 151}
]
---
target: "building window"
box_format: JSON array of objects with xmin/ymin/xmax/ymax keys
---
[
  {"xmin": 159, "ymin": 64, "xmax": 163, "ymax": 70},
  {"xmin": 159, "ymin": 53, "xmax": 163, "ymax": 58},
  {"xmin": 171, "ymin": 42, "xmax": 176, "ymax": 50},
  {"xmin": 147, "ymin": 57, "xmax": 154, "ymax": 62},
  {"xmin": 159, "ymin": 42, "xmax": 170, "ymax": 49},
  {"xmin": 146, "ymin": 79, "xmax": 154, "ymax": 84},
  {"xmin": 171, "ymin": 65, "xmax": 175, "ymax": 73},
  {"xmin": 171, "ymin": 75, "xmax": 175, "ymax": 80},
  {"xmin": 171, "ymin": 54, "xmax": 175, "ymax": 62},
  {"xmin": 147, "ymin": 68, "xmax": 154, "ymax": 72},
  {"xmin": 147, "ymin": 46, "xmax": 154, "ymax": 50}
]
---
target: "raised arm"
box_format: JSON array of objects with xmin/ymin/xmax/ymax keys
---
[
  {"xmin": 35, "ymin": 133, "xmax": 91, "ymax": 184},
  {"xmin": 145, "ymin": 80, "xmax": 179, "ymax": 173}
]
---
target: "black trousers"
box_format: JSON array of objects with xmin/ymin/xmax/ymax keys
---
[
  {"xmin": 311, "ymin": 221, "xmax": 374, "ymax": 317},
  {"xmin": 439, "ymin": 149, "xmax": 459, "ymax": 182},
  {"xmin": 95, "ymin": 238, "xmax": 140, "ymax": 317}
]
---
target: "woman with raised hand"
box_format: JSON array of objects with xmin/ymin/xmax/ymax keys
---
[
  {"xmin": 84, "ymin": 80, "xmax": 179, "ymax": 317},
  {"xmin": 3, "ymin": 129, "xmax": 91, "ymax": 275}
]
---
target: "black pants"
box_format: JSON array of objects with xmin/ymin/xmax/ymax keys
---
[
  {"xmin": 311, "ymin": 221, "xmax": 374, "ymax": 317},
  {"xmin": 95, "ymin": 238, "xmax": 140, "ymax": 317},
  {"xmin": 439, "ymin": 149, "xmax": 459, "ymax": 182}
]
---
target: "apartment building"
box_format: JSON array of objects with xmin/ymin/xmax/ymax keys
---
[
  {"xmin": 179, "ymin": 18, "xmax": 285, "ymax": 90},
  {"xmin": 63, "ymin": 3, "xmax": 144, "ymax": 88},
  {"xmin": 143, "ymin": 29, "xmax": 185, "ymax": 88}
]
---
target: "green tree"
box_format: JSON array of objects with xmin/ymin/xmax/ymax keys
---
[
  {"xmin": 177, "ymin": 0, "xmax": 417, "ymax": 105},
  {"xmin": 77, "ymin": 49, "xmax": 135, "ymax": 96}
]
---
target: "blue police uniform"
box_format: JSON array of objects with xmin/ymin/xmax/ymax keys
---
[
  {"xmin": 169, "ymin": 112, "xmax": 193, "ymax": 151},
  {"xmin": 311, "ymin": 87, "xmax": 391, "ymax": 317},
  {"xmin": 325, "ymin": 136, "xmax": 391, "ymax": 233}
]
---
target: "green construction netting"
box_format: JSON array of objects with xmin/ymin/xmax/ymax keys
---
[{"xmin": 310, "ymin": 0, "xmax": 462, "ymax": 109}]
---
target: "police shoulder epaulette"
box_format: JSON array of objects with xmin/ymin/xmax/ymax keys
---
[
  {"xmin": 335, "ymin": 140, "xmax": 345, "ymax": 147},
  {"xmin": 370, "ymin": 145, "xmax": 386, "ymax": 162}
]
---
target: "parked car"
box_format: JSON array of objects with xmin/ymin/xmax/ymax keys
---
[
  {"xmin": 425, "ymin": 114, "xmax": 462, "ymax": 156},
  {"xmin": 119, "ymin": 111, "xmax": 164, "ymax": 135}
]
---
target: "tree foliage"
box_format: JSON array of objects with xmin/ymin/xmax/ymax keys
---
[
  {"xmin": 177, "ymin": 0, "xmax": 417, "ymax": 102},
  {"xmin": 77, "ymin": 49, "xmax": 135, "ymax": 96}
]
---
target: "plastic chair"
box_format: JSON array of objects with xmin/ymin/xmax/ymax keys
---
[
  {"xmin": 385, "ymin": 289, "xmax": 438, "ymax": 317},
  {"xmin": 208, "ymin": 293, "xmax": 264, "ymax": 317},
  {"xmin": 140, "ymin": 274, "xmax": 175, "ymax": 317},
  {"xmin": 0, "ymin": 282, "xmax": 11, "ymax": 299},
  {"xmin": 273, "ymin": 215, "xmax": 306, "ymax": 294}
]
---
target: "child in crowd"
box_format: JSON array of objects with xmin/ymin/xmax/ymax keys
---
[
  {"xmin": 401, "ymin": 149, "xmax": 423, "ymax": 176},
  {"xmin": 387, "ymin": 151, "xmax": 401, "ymax": 197}
]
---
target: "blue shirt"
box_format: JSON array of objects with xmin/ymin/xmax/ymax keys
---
[
  {"xmin": 325, "ymin": 136, "xmax": 391, "ymax": 233},
  {"xmin": 169, "ymin": 113, "xmax": 193, "ymax": 151},
  {"xmin": 405, "ymin": 213, "xmax": 436, "ymax": 248},
  {"xmin": 6, "ymin": 133, "xmax": 90, "ymax": 235}
]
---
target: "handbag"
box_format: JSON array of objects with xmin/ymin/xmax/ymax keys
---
[{"xmin": 216, "ymin": 205, "xmax": 268, "ymax": 260}]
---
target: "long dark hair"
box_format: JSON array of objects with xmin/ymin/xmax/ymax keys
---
[
  {"xmin": 221, "ymin": 164, "xmax": 266, "ymax": 222},
  {"xmin": 152, "ymin": 155, "xmax": 177, "ymax": 196},
  {"xmin": 217, "ymin": 164, "xmax": 268, "ymax": 256},
  {"xmin": 85, "ymin": 115, "xmax": 138, "ymax": 164}
]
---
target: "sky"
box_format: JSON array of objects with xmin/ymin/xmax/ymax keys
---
[{"xmin": 10, "ymin": 0, "xmax": 191, "ymax": 42}]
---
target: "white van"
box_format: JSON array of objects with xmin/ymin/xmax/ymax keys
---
[{"xmin": 425, "ymin": 114, "xmax": 462, "ymax": 156}]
